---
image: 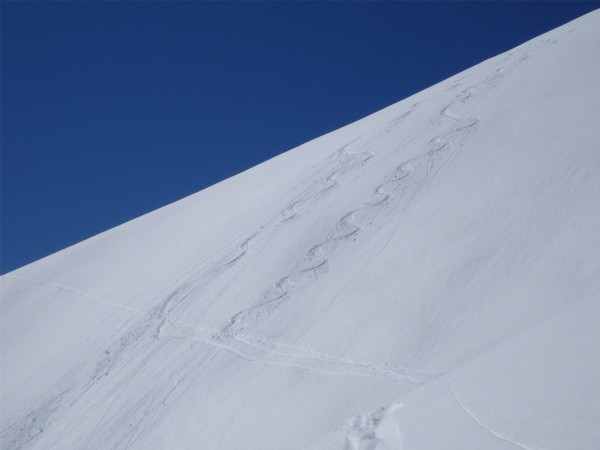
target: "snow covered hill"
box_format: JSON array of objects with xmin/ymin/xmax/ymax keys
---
[{"xmin": 2, "ymin": 10, "xmax": 600, "ymax": 450}]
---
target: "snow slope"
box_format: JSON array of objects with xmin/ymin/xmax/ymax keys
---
[{"xmin": 2, "ymin": 10, "xmax": 600, "ymax": 450}]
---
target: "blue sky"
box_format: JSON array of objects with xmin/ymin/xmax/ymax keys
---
[{"xmin": 2, "ymin": 1, "xmax": 598, "ymax": 274}]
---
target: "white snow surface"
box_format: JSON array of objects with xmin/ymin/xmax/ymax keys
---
[{"xmin": 2, "ymin": 10, "xmax": 600, "ymax": 450}]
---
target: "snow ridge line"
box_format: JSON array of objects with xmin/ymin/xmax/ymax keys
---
[{"xmin": 446, "ymin": 378, "xmax": 543, "ymax": 450}]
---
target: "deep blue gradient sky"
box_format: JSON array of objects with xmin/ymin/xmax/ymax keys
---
[{"xmin": 2, "ymin": 2, "xmax": 599, "ymax": 274}]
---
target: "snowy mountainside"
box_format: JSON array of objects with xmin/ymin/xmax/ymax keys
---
[{"xmin": 2, "ymin": 10, "xmax": 600, "ymax": 450}]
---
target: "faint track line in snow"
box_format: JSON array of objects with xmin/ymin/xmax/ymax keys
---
[
  {"xmin": 3, "ymin": 274, "xmax": 151, "ymax": 317},
  {"xmin": 0, "ymin": 385, "xmax": 73, "ymax": 450},
  {"xmin": 162, "ymin": 319, "xmax": 437, "ymax": 385},
  {"xmin": 233, "ymin": 332, "xmax": 441, "ymax": 382},
  {"xmin": 3, "ymin": 273, "xmax": 436, "ymax": 385},
  {"xmin": 446, "ymin": 378, "xmax": 543, "ymax": 450}
]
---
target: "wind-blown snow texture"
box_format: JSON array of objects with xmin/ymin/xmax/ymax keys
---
[{"xmin": 2, "ymin": 10, "xmax": 600, "ymax": 450}]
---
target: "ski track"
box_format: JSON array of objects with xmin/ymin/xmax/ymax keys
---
[
  {"xmin": 163, "ymin": 320, "xmax": 431, "ymax": 385},
  {"xmin": 155, "ymin": 105, "xmax": 416, "ymax": 333},
  {"xmin": 0, "ymin": 386, "xmax": 74, "ymax": 450},
  {"xmin": 446, "ymin": 378, "xmax": 543, "ymax": 450},
  {"xmin": 2, "ymin": 274, "xmax": 436, "ymax": 386},
  {"xmin": 166, "ymin": 320, "xmax": 440, "ymax": 385},
  {"xmin": 220, "ymin": 48, "xmax": 536, "ymax": 336},
  {"xmin": 1, "ymin": 37, "xmax": 562, "ymax": 449},
  {"xmin": 4, "ymin": 274, "xmax": 151, "ymax": 318},
  {"xmin": 328, "ymin": 46, "xmax": 548, "ymax": 450}
]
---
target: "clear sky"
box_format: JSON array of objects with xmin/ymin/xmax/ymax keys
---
[{"xmin": 2, "ymin": 1, "xmax": 598, "ymax": 274}]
